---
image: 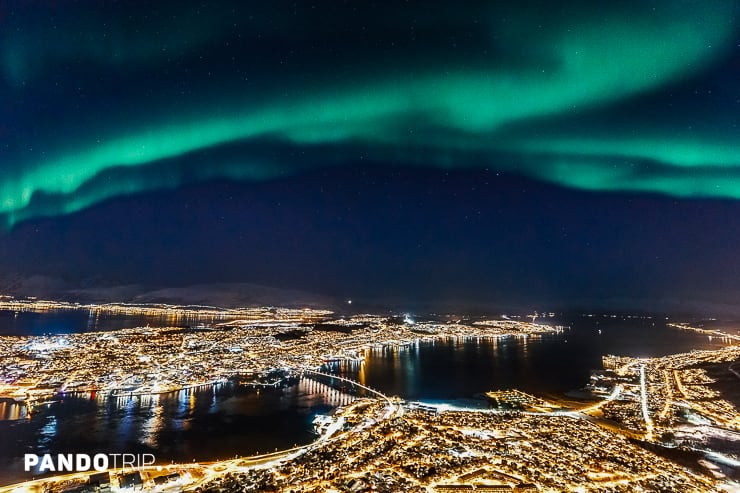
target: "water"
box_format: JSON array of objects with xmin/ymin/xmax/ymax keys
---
[
  {"xmin": 0, "ymin": 379, "xmax": 341, "ymax": 485},
  {"xmin": 0, "ymin": 308, "xmax": 227, "ymax": 336},
  {"xmin": 0, "ymin": 310, "xmax": 734, "ymax": 485},
  {"xmin": 325, "ymin": 316, "xmax": 731, "ymax": 401}
]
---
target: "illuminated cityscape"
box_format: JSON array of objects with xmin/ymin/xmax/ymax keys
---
[
  {"xmin": 2, "ymin": 1, "xmax": 740, "ymax": 491},
  {"xmin": 0, "ymin": 299, "xmax": 738, "ymax": 492},
  {"xmin": 0, "ymin": 299, "xmax": 560, "ymax": 405}
]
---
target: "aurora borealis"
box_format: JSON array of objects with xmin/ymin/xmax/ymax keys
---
[
  {"xmin": 2, "ymin": 1, "xmax": 739, "ymax": 225},
  {"xmin": 2, "ymin": 1, "xmax": 740, "ymax": 310}
]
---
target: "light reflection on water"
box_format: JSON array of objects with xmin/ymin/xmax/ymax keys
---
[
  {"xmin": 0, "ymin": 308, "xmax": 230, "ymax": 336},
  {"xmin": 0, "ymin": 314, "xmax": 734, "ymax": 485},
  {"xmin": 0, "ymin": 378, "xmax": 343, "ymax": 485},
  {"xmin": 38, "ymin": 415, "xmax": 56, "ymax": 446},
  {"xmin": 327, "ymin": 318, "xmax": 731, "ymax": 401},
  {"xmin": 0, "ymin": 401, "xmax": 28, "ymax": 420}
]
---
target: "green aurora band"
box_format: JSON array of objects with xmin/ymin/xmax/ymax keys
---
[{"xmin": 1, "ymin": 2, "xmax": 739, "ymax": 225}]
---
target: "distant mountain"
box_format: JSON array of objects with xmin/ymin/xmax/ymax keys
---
[
  {"xmin": 0, "ymin": 274, "xmax": 70, "ymax": 296},
  {"xmin": 2, "ymin": 274, "xmax": 739, "ymax": 318},
  {"xmin": 562, "ymin": 295, "xmax": 740, "ymax": 320},
  {"xmin": 0, "ymin": 274, "xmax": 337, "ymax": 309},
  {"xmin": 127, "ymin": 283, "xmax": 337, "ymax": 309}
]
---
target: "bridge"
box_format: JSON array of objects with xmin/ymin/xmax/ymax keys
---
[
  {"xmin": 0, "ymin": 368, "xmax": 402, "ymax": 493},
  {"xmin": 302, "ymin": 368, "xmax": 400, "ymax": 420},
  {"xmin": 302, "ymin": 369, "xmax": 391, "ymax": 402}
]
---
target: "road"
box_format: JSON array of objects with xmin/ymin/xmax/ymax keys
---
[
  {"xmin": 0, "ymin": 369, "xmax": 401, "ymax": 493},
  {"xmin": 639, "ymin": 364, "xmax": 654, "ymax": 440}
]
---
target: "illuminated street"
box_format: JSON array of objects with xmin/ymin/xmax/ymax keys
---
[{"xmin": 0, "ymin": 301, "xmax": 737, "ymax": 492}]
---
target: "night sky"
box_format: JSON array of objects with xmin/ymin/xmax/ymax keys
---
[{"xmin": 2, "ymin": 1, "xmax": 740, "ymax": 312}]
